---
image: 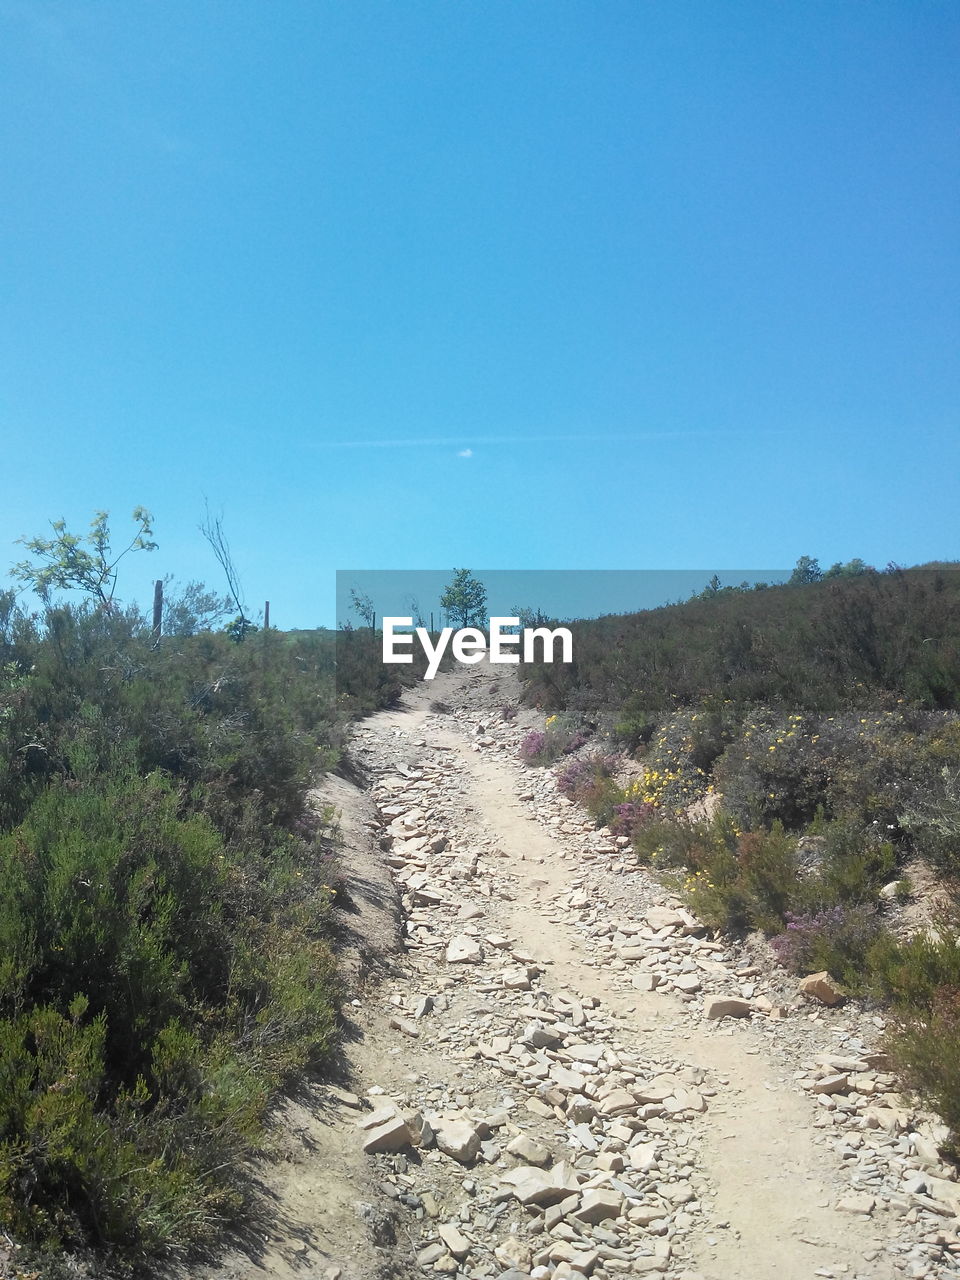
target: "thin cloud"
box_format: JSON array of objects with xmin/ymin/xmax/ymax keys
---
[
  {"xmin": 457, "ymin": 448, "xmax": 473, "ymax": 458},
  {"xmin": 313, "ymin": 429, "xmax": 785, "ymax": 450}
]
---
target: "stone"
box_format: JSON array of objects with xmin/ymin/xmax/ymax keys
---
[
  {"xmin": 571, "ymin": 1188, "xmax": 623, "ymax": 1225},
  {"xmin": 361, "ymin": 1115, "xmax": 412, "ymax": 1154},
  {"xmin": 507, "ymin": 1134, "xmax": 552, "ymax": 1166},
  {"xmin": 437, "ymin": 1223, "xmax": 471, "ymax": 1259},
  {"xmin": 799, "ymin": 972, "xmax": 845, "ymax": 1006},
  {"xmin": 627, "ymin": 1143, "xmax": 658, "ymax": 1173},
  {"xmin": 524, "ymin": 1022, "xmax": 564, "ymax": 1049},
  {"xmin": 500, "ymin": 1161, "xmax": 581, "ymax": 1207},
  {"xmin": 923, "ymin": 1175, "xmax": 960, "ymax": 1213},
  {"xmin": 446, "ymin": 934, "xmax": 483, "ymax": 964},
  {"xmin": 627, "ymin": 1205, "xmax": 664, "ymax": 1226},
  {"xmin": 563, "ymin": 1042, "xmax": 607, "ymax": 1064},
  {"xmin": 863, "ymin": 1105, "xmax": 909, "ymax": 1134},
  {"xmin": 551, "ymin": 1065, "xmax": 587, "ymax": 1092},
  {"xmin": 836, "ymin": 1193, "xmax": 875, "ymax": 1215},
  {"xmin": 673, "ymin": 974, "xmax": 701, "ymax": 995},
  {"xmin": 417, "ymin": 1243, "xmax": 447, "ymax": 1267},
  {"xmin": 661, "ymin": 1182, "xmax": 695, "ymax": 1204},
  {"xmin": 704, "ymin": 996, "xmax": 752, "ymax": 1020},
  {"xmin": 495, "ymin": 1237, "xmax": 533, "ymax": 1271},
  {"xmin": 569, "ymin": 1123, "xmax": 598, "ymax": 1152},
  {"xmin": 433, "ymin": 1117, "xmax": 481, "ymax": 1164},
  {"xmin": 566, "ymin": 1095, "xmax": 596, "ymax": 1124},
  {"xmin": 810, "ymin": 1074, "xmax": 849, "ymax": 1095},
  {"xmin": 328, "ymin": 1086, "xmax": 362, "ymax": 1109},
  {"xmin": 646, "ymin": 906, "xmax": 684, "ymax": 930},
  {"xmin": 598, "ymin": 1088, "xmax": 639, "ymax": 1117},
  {"xmin": 403, "ymin": 1110, "xmax": 434, "ymax": 1148},
  {"xmin": 569, "ymin": 1248, "xmax": 600, "ymax": 1275},
  {"xmin": 910, "ymin": 1132, "xmax": 942, "ymax": 1168}
]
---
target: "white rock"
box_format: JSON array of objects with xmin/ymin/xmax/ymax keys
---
[
  {"xmin": 432, "ymin": 1117, "xmax": 481, "ymax": 1164},
  {"xmin": 446, "ymin": 934, "xmax": 483, "ymax": 964},
  {"xmin": 571, "ymin": 1187, "xmax": 623, "ymax": 1224},
  {"xmin": 500, "ymin": 1161, "xmax": 580, "ymax": 1206}
]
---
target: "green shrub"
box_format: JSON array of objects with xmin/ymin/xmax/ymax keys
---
[
  {"xmin": 868, "ymin": 923, "xmax": 960, "ymax": 1010},
  {"xmin": 0, "ymin": 775, "xmax": 338, "ymax": 1254},
  {"xmin": 672, "ymin": 819, "xmax": 796, "ymax": 934},
  {"xmin": 884, "ymin": 987, "xmax": 960, "ymax": 1137}
]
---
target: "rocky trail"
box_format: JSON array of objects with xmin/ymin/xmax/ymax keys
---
[{"xmin": 201, "ymin": 664, "xmax": 960, "ymax": 1280}]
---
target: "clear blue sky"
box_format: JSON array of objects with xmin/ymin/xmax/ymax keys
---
[{"xmin": 1, "ymin": 1, "xmax": 957, "ymax": 627}]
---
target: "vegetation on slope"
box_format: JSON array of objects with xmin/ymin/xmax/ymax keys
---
[
  {"xmin": 0, "ymin": 579, "xmax": 428, "ymax": 1266},
  {"xmin": 518, "ymin": 562, "xmax": 960, "ymax": 1141}
]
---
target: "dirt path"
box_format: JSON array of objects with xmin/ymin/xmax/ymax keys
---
[{"xmin": 200, "ymin": 663, "xmax": 959, "ymax": 1280}]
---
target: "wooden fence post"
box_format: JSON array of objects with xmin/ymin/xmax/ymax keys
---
[{"xmin": 152, "ymin": 580, "xmax": 163, "ymax": 643}]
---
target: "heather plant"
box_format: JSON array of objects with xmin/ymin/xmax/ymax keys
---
[
  {"xmin": 556, "ymin": 756, "xmax": 595, "ymax": 798},
  {"xmin": 519, "ymin": 714, "xmax": 589, "ymax": 765},
  {"xmin": 553, "ymin": 754, "xmax": 623, "ymax": 825},
  {"xmin": 714, "ymin": 709, "xmax": 832, "ymax": 829},
  {"xmin": 803, "ymin": 819, "xmax": 896, "ymax": 911},
  {"xmin": 646, "ymin": 811, "xmax": 890, "ymax": 939},
  {"xmin": 612, "ymin": 698, "xmax": 655, "ymax": 751},
  {"xmin": 769, "ymin": 905, "xmax": 885, "ymax": 989},
  {"xmin": 633, "ymin": 815, "xmax": 719, "ymax": 870},
  {"xmin": 715, "ymin": 703, "xmax": 960, "ymax": 833},
  {"xmin": 610, "ymin": 798, "xmax": 658, "ymax": 839},
  {"xmin": 868, "ymin": 919, "xmax": 960, "ymax": 1011},
  {"xmin": 576, "ymin": 773, "xmax": 624, "ymax": 827},
  {"xmin": 518, "ymin": 567, "xmax": 960, "ymax": 717}
]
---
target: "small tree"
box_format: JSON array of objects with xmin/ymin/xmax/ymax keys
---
[
  {"xmin": 823, "ymin": 558, "xmax": 872, "ymax": 579},
  {"xmin": 405, "ymin": 594, "xmax": 426, "ymax": 629},
  {"xmin": 199, "ymin": 503, "xmax": 254, "ymax": 641},
  {"xmin": 350, "ymin": 587, "xmax": 376, "ymax": 630},
  {"xmin": 11, "ymin": 507, "xmax": 156, "ymax": 607},
  {"xmin": 440, "ymin": 569, "xmax": 487, "ymax": 628},
  {"xmin": 789, "ymin": 555, "xmax": 823, "ymax": 586}
]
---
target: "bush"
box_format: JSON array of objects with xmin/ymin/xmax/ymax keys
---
[
  {"xmin": 640, "ymin": 811, "xmax": 893, "ymax": 939},
  {"xmin": 554, "ymin": 755, "xmax": 625, "ymax": 827},
  {"xmin": 0, "ymin": 602, "xmax": 369, "ymax": 1259},
  {"xmin": 868, "ymin": 922, "xmax": 960, "ymax": 1011},
  {"xmin": 519, "ymin": 715, "xmax": 591, "ymax": 766},
  {"xmin": 899, "ymin": 761, "xmax": 960, "ymax": 877},
  {"xmin": 769, "ymin": 905, "xmax": 884, "ymax": 990},
  {"xmin": 610, "ymin": 799, "xmax": 658, "ymax": 840},
  {"xmin": 627, "ymin": 709, "xmax": 714, "ymax": 809},
  {"xmin": 520, "ymin": 730, "xmax": 547, "ymax": 763},
  {"xmin": 0, "ymin": 772, "xmax": 338, "ymax": 1252},
  {"xmin": 885, "ymin": 987, "xmax": 960, "ymax": 1136}
]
